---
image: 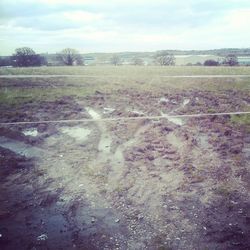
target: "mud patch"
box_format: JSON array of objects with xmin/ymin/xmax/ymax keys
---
[
  {"xmin": 59, "ymin": 126, "xmax": 91, "ymax": 141},
  {"xmin": 161, "ymin": 112, "xmax": 185, "ymax": 126},
  {"xmin": 0, "ymin": 89, "xmax": 249, "ymax": 250},
  {"xmin": 22, "ymin": 128, "xmax": 38, "ymax": 137},
  {"xmin": 0, "ymin": 136, "xmax": 44, "ymax": 158}
]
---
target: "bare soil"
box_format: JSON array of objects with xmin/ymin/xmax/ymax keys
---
[{"xmin": 0, "ymin": 89, "xmax": 250, "ymax": 250}]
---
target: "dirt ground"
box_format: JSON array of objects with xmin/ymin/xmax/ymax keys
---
[{"xmin": 0, "ymin": 88, "xmax": 250, "ymax": 250}]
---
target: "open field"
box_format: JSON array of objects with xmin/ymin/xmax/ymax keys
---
[
  {"xmin": 0, "ymin": 66, "xmax": 250, "ymax": 250},
  {"xmin": 1, "ymin": 65, "xmax": 250, "ymax": 76}
]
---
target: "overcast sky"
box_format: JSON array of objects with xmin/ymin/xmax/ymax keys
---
[{"xmin": 0, "ymin": 0, "xmax": 250, "ymax": 55}]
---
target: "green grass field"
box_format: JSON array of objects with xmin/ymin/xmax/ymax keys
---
[
  {"xmin": 0, "ymin": 66, "xmax": 250, "ymax": 105},
  {"xmin": 1, "ymin": 65, "xmax": 250, "ymax": 76}
]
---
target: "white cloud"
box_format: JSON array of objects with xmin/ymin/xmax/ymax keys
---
[
  {"xmin": 224, "ymin": 9, "xmax": 250, "ymax": 29},
  {"xmin": 0, "ymin": 0, "xmax": 250, "ymax": 55},
  {"xmin": 63, "ymin": 11, "xmax": 104, "ymax": 22}
]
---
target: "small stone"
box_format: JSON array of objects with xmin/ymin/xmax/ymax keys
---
[
  {"xmin": 37, "ymin": 234, "xmax": 48, "ymax": 241},
  {"xmin": 170, "ymin": 206, "xmax": 179, "ymax": 210},
  {"xmin": 159, "ymin": 97, "xmax": 169, "ymax": 105},
  {"xmin": 137, "ymin": 214, "xmax": 144, "ymax": 220},
  {"xmin": 230, "ymin": 200, "xmax": 238, "ymax": 205}
]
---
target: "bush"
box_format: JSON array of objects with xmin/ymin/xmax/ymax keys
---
[
  {"xmin": 12, "ymin": 47, "xmax": 46, "ymax": 67},
  {"xmin": 204, "ymin": 59, "xmax": 219, "ymax": 66},
  {"xmin": 222, "ymin": 54, "xmax": 239, "ymax": 66}
]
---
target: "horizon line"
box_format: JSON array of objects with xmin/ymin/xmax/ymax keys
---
[{"xmin": 1, "ymin": 47, "xmax": 250, "ymax": 57}]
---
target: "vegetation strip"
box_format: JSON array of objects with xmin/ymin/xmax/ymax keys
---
[
  {"xmin": 1, "ymin": 74, "xmax": 250, "ymax": 78},
  {"xmin": 0, "ymin": 111, "xmax": 249, "ymax": 125}
]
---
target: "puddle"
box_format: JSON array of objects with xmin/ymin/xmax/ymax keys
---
[
  {"xmin": 23, "ymin": 128, "xmax": 38, "ymax": 137},
  {"xmin": 183, "ymin": 99, "xmax": 190, "ymax": 107},
  {"xmin": 85, "ymin": 107, "xmax": 126, "ymax": 184},
  {"xmin": 167, "ymin": 117, "xmax": 184, "ymax": 126},
  {"xmin": 159, "ymin": 97, "xmax": 169, "ymax": 104},
  {"xmin": 59, "ymin": 126, "xmax": 91, "ymax": 141},
  {"xmin": 85, "ymin": 107, "xmax": 112, "ymax": 153},
  {"xmin": 103, "ymin": 107, "xmax": 116, "ymax": 114},
  {"xmin": 113, "ymin": 147, "xmax": 124, "ymax": 164},
  {"xmin": 161, "ymin": 112, "xmax": 184, "ymax": 126},
  {"xmin": 99, "ymin": 135, "xmax": 112, "ymax": 153},
  {"xmin": 129, "ymin": 110, "xmax": 145, "ymax": 116},
  {"xmin": 0, "ymin": 136, "xmax": 44, "ymax": 158},
  {"xmin": 85, "ymin": 107, "xmax": 101, "ymax": 120}
]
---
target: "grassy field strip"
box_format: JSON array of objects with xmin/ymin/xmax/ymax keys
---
[
  {"xmin": 1, "ymin": 66, "xmax": 250, "ymax": 76},
  {"xmin": 161, "ymin": 75, "xmax": 250, "ymax": 78},
  {"xmin": 1, "ymin": 74, "xmax": 250, "ymax": 78},
  {"xmin": 1, "ymin": 111, "xmax": 249, "ymax": 125}
]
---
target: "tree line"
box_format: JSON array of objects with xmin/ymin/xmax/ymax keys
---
[
  {"xmin": 0, "ymin": 47, "xmax": 84, "ymax": 67},
  {"xmin": 0, "ymin": 47, "xmax": 241, "ymax": 67}
]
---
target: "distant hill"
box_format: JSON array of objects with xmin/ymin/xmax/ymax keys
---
[{"xmin": 155, "ymin": 48, "xmax": 250, "ymax": 56}]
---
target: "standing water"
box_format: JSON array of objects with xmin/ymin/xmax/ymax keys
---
[
  {"xmin": 59, "ymin": 127, "xmax": 91, "ymax": 141},
  {"xmin": 0, "ymin": 136, "xmax": 43, "ymax": 158},
  {"xmin": 161, "ymin": 112, "xmax": 184, "ymax": 126},
  {"xmin": 23, "ymin": 128, "xmax": 38, "ymax": 137},
  {"xmin": 182, "ymin": 99, "xmax": 190, "ymax": 107},
  {"xmin": 85, "ymin": 108, "xmax": 112, "ymax": 153}
]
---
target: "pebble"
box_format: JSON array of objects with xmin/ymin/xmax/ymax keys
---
[
  {"xmin": 37, "ymin": 234, "xmax": 48, "ymax": 241},
  {"xmin": 230, "ymin": 200, "xmax": 238, "ymax": 205},
  {"xmin": 170, "ymin": 206, "xmax": 179, "ymax": 210},
  {"xmin": 137, "ymin": 214, "xmax": 144, "ymax": 220}
]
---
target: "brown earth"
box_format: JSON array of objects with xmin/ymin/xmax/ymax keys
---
[{"xmin": 0, "ymin": 90, "xmax": 250, "ymax": 250}]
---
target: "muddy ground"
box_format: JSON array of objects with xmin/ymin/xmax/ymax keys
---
[{"xmin": 0, "ymin": 89, "xmax": 250, "ymax": 250}]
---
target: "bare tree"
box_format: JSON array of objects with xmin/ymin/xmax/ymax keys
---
[
  {"xmin": 155, "ymin": 51, "xmax": 175, "ymax": 66},
  {"xmin": 132, "ymin": 57, "xmax": 144, "ymax": 65},
  {"xmin": 110, "ymin": 54, "xmax": 121, "ymax": 65},
  {"xmin": 12, "ymin": 47, "xmax": 45, "ymax": 67},
  {"xmin": 58, "ymin": 48, "xmax": 83, "ymax": 66},
  {"xmin": 222, "ymin": 54, "xmax": 239, "ymax": 66}
]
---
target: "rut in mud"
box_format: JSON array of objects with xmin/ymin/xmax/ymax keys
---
[{"xmin": 0, "ymin": 90, "xmax": 250, "ymax": 250}]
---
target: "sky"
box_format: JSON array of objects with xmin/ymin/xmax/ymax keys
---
[{"xmin": 0, "ymin": 0, "xmax": 250, "ymax": 55}]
